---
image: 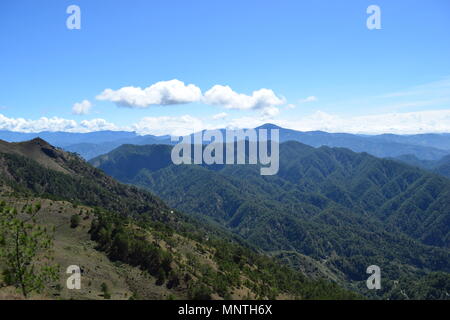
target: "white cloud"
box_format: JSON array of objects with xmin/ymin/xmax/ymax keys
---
[
  {"xmin": 203, "ymin": 85, "xmax": 285, "ymax": 111},
  {"xmin": 0, "ymin": 113, "xmax": 210, "ymax": 136},
  {"xmin": 212, "ymin": 112, "xmax": 228, "ymax": 120},
  {"xmin": 97, "ymin": 80, "xmax": 287, "ymax": 117},
  {"xmin": 0, "ymin": 114, "xmax": 117, "ymax": 133},
  {"xmin": 79, "ymin": 118, "xmax": 118, "ymax": 131},
  {"xmin": 96, "ymin": 79, "xmax": 202, "ymax": 108},
  {"xmin": 261, "ymin": 106, "xmax": 280, "ymax": 118},
  {"xmin": 275, "ymin": 109, "xmax": 450, "ymax": 134},
  {"xmin": 225, "ymin": 116, "xmax": 266, "ymax": 130},
  {"xmin": 0, "ymin": 114, "xmax": 78, "ymax": 133},
  {"xmin": 299, "ymin": 96, "xmax": 317, "ymax": 104},
  {"xmin": 72, "ymin": 100, "xmax": 92, "ymax": 115},
  {"xmin": 132, "ymin": 115, "xmax": 208, "ymax": 136}
]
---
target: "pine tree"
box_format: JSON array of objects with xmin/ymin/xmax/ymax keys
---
[{"xmin": 0, "ymin": 203, "xmax": 59, "ymax": 298}]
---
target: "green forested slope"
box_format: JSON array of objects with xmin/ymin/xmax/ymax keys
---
[{"xmin": 91, "ymin": 141, "xmax": 450, "ymax": 298}]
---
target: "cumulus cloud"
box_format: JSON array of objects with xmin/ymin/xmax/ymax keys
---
[
  {"xmin": 96, "ymin": 80, "xmax": 287, "ymax": 118},
  {"xmin": 96, "ymin": 79, "xmax": 202, "ymax": 108},
  {"xmin": 261, "ymin": 106, "xmax": 280, "ymax": 118},
  {"xmin": 203, "ymin": 85, "xmax": 285, "ymax": 111},
  {"xmin": 0, "ymin": 114, "xmax": 77, "ymax": 133},
  {"xmin": 212, "ymin": 112, "xmax": 228, "ymax": 120},
  {"xmin": 0, "ymin": 114, "xmax": 117, "ymax": 133},
  {"xmin": 72, "ymin": 100, "xmax": 92, "ymax": 115},
  {"xmin": 79, "ymin": 118, "xmax": 118, "ymax": 131}
]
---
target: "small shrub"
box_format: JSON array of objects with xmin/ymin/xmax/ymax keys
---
[{"xmin": 70, "ymin": 214, "xmax": 81, "ymax": 228}]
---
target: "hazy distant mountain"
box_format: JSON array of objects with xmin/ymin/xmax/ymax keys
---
[
  {"xmin": 2, "ymin": 124, "xmax": 450, "ymax": 160},
  {"xmin": 0, "ymin": 130, "xmax": 173, "ymax": 159},
  {"xmin": 255, "ymin": 124, "xmax": 450, "ymax": 160},
  {"xmin": 63, "ymin": 134, "xmax": 173, "ymax": 160},
  {"xmin": 393, "ymin": 154, "xmax": 450, "ymax": 178},
  {"xmin": 371, "ymin": 133, "xmax": 450, "ymax": 151},
  {"xmin": 0, "ymin": 130, "xmax": 138, "ymax": 145}
]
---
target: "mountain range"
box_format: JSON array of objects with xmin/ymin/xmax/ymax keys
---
[
  {"xmin": 1, "ymin": 124, "xmax": 450, "ymax": 161},
  {"xmin": 0, "ymin": 138, "xmax": 360, "ymax": 300},
  {"xmin": 1, "ymin": 126, "xmax": 450, "ymax": 299},
  {"xmin": 91, "ymin": 140, "xmax": 450, "ymax": 299}
]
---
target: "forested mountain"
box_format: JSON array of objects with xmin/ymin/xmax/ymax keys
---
[
  {"xmin": 393, "ymin": 154, "xmax": 450, "ymax": 178},
  {"xmin": 0, "ymin": 138, "xmax": 357, "ymax": 300},
  {"xmin": 436, "ymin": 156, "xmax": 450, "ymax": 178},
  {"xmin": 91, "ymin": 142, "xmax": 450, "ymax": 298}
]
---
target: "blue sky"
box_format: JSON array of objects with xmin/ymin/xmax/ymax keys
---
[{"xmin": 1, "ymin": 0, "xmax": 450, "ymax": 135}]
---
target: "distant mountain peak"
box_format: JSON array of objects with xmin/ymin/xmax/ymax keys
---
[{"xmin": 255, "ymin": 123, "xmax": 283, "ymax": 130}]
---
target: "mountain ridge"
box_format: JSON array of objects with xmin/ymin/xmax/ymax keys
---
[
  {"xmin": 90, "ymin": 141, "xmax": 450, "ymax": 298},
  {"xmin": 2, "ymin": 124, "xmax": 450, "ymax": 161}
]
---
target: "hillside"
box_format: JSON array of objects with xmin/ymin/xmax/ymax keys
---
[
  {"xmin": 0, "ymin": 138, "xmax": 357, "ymax": 300},
  {"xmin": 91, "ymin": 142, "xmax": 450, "ymax": 299},
  {"xmin": 393, "ymin": 154, "xmax": 450, "ymax": 178}
]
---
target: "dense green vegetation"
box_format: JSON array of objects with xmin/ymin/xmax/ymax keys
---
[
  {"xmin": 91, "ymin": 141, "xmax": 450, "ymax": 299},
  {"xmin": 0, "ymin": 139, "xmax": 359, "ymax": 299},
  {"xmin": 371, "ymin": 272, "xmax": 450, "ymax": 300},
  {"xmin": 393, "ymin": 154, "xmax": 450, "ymax": 178},
  {"xmin": 89, "ymin": 208, "xmax": 359, "ymax": 300},
  {"xmin": 0, "ymin": 151, "xmax": 167, "ymax": 221},
  {"xmin": 0, "ymin": 201, "xmax": 59, "ymax": 297}
]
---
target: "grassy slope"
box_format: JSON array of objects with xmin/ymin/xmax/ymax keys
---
[
  {"xmin": 0, "ymin": 194, "xmax": 358, "ymax": 300},
  {"xmin": 0, "ymin": 195, "xmax": 162, "ymax": 300}
]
